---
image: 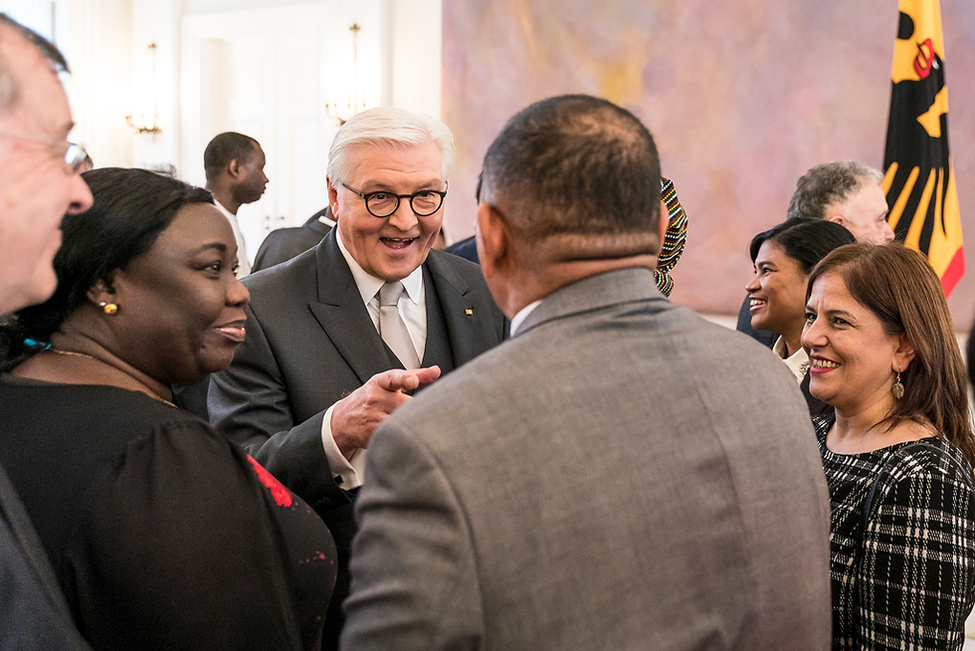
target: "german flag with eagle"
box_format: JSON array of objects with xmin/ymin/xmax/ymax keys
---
[{"xmin": 883, "ymin": 0, "xmax": 963, "ymax": 296}]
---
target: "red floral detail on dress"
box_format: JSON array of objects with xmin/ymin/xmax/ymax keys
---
[{"xmin": 247, "ymin": 456, "xmax": 293, "ymax": 507}]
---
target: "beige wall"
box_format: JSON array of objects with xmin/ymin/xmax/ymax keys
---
[{"xmin": 441, "ymin": 0, "xmax": 975, "ymax": 328}]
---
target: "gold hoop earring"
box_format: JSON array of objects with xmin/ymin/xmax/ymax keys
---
[{"xmin": 99, "ymin": 302, "xmax": 119, "ymax": 315}]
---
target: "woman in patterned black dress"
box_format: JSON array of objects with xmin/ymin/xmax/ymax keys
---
[{"xmin": 802, "ymin": 243, "xmax": 975, "ymax": 650}]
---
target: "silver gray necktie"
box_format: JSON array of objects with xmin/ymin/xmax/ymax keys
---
[{"xmin": 378, "ymin": 282, "xmax": 421, "ymax": 370}]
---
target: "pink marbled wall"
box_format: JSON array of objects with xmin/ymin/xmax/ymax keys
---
[{"xmin": 441, "ymin": 0, "xmax": 975, "ymax": 324}]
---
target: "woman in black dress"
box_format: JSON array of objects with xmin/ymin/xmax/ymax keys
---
[
  {"xmin": 802, "ymin": 243, "xmax": 975, "ymax": 650},
  {"xmin": 0, "ymin": 168, "xmax": 336, "ymax": 650}
]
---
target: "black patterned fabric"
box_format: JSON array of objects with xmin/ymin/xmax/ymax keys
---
[{"xmin": 814, "ymin": 416, "xmax": 975, "ymax": 650}]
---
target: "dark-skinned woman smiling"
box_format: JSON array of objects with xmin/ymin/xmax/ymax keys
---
[
  {"xmin": 0, "ymin": 168, "xmax": 335, "ymax": 651},
  {"xmin": 745, "ymin": 217, "xmax": 855, "ymax": 418}
]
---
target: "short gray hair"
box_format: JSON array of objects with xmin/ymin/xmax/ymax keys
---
[
  {"xmin": 325, "ymin": 107, "xmax": 455, "ymax": 186},
  {"xmin": 786, "ymin": 160, "xmax": 883, "ymax": 221}
]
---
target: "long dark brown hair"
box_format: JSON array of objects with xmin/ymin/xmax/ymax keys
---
[{"xmin": 807, "ymin": 243, "xmax": 975, "ymax": 467}]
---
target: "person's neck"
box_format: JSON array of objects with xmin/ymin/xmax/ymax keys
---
[
  {"xmin": 833, "ymin": 400, "xmax": 893, "ymax": 441},
  {"xmin": 782, "ymin": 326, "xmax": 803, "ymax": 358},
  {"xmin": 14, "ymin": 330, "xmax": 175, "ymax": 404},
  {"xmin": 206, "ymin": 184, "xmax": 240, "ymax": 215},
  {"xmin": 828, "ymin": 393, "xmax": 930, "ymax": 454}
]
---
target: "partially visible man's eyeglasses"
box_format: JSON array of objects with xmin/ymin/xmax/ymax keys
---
[
  {"xmin": 342, "ymin": 183, "xmax": 447, "ymax": 219},
  {"xmin": 0, "ymin": 132, "xmax": 89, "ymax": 174}
]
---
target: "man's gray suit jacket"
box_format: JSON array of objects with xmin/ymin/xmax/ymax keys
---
[{"xmin": 342, "ymin": 267, "xmax": 832, "ymax": 651}]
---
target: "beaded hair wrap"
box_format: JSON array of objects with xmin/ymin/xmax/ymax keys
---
[{"xmin": 654, "ymin": 176, "xmax": 688, "ymax": 297}]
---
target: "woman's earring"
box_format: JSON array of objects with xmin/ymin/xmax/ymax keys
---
[
  {"xmin": 892, "ymin": 370, "xmax": 904, "ymax": 400},
  {"xmin": 99, "ymin": 302, "xmax": 119, "ymax": 315}
]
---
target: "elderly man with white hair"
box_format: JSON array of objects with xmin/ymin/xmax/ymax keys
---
[{"xmin": 209, "ymin": 107, "xmax": 506, "ymax": 650}]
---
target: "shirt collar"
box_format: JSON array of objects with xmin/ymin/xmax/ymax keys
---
[
  {"xmin": 213, "ymin": 200, "xmax": 234, "ymax": 219},
  {"xmin": 773, "ymin": 335, "xmax": 810, "ymax": 381},
  {"xmin": 509, "ymin": 299, "xmax": 543, "ymax": 336},
  {"xmin": 336, "ymin": 228, "xmax": 424, "ymax": 306}
]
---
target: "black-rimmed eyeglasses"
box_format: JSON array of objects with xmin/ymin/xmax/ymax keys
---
[
  {"xmin": 342, "ymin": 183, "xmax": 447, "ymax": 218},
  {"xmin": 0, "ymin": 132, "xmax": 89, "ymax": 174}
]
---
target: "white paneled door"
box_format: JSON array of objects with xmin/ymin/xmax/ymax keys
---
[{"xmin": 181, "ymin": 1, "xmax": 381, "ymax": 265}]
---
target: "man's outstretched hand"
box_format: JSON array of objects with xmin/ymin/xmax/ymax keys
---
[{"xmin": 331, "ymin": 366, "xmax": 442, "ymax": 457}]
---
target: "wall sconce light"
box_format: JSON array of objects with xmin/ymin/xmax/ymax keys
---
[
  {"xmin": 126, "ymin": 42, "xmax": 162, "ymax": 135},
  {"xmin": 325, "ymin": 24, "xmax": 368, "ymax": 126}
]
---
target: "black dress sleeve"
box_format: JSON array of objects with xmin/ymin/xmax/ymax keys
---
[{"xmin": 62, "ymin": 419, "xmax": 335, "ymax": 651}]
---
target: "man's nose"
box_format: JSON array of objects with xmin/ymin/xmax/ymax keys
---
[{"xmin": 66, "ymin": 173, "xmax": 94, "ymax": 215}]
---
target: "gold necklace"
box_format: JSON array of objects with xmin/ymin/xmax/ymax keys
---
[
  {"xmin": 49, "ymin": 347, "xmax": 97, "ymax": 360},
  {"xmin": 47, "ymin": 348, "xmax": 178, "ymax": 408}
]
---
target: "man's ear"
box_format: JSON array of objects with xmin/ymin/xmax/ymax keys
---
[
  {"xmin": 476, "ymin": 203, "xmax": 509, "ymax": 281},
  {"xmin": 326, "ymin": 178, "xmax": 340, "ymax": 220},
  {"xmin": 227, "ymin": 159, "xmax": 244, "ymax": 181}
]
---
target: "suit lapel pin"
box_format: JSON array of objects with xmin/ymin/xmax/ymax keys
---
[{"xmin": 465, "ymin": 308, "xmax": 474, "ymax": 316}]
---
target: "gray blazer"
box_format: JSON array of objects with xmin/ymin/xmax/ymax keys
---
[{"xmin": 342, "ymin": 267, "xmax": 832, "ymax": 651}]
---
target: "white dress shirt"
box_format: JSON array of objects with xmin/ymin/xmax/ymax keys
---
[
  {"xmin": 320, "ymin": 230, "xmax": 427, "ymax": 489},
  {"xmin": 509, "ymin": 299, "xmax": 542, "ymax": 337},
  {"xmin": 214, "ymin": 200, "xmax": 252, "ymax": 278}
]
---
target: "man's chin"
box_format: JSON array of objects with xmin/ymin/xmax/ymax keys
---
[{"xmin": 15, "ymin": 269, "xmax": 58, "ymax": 313}]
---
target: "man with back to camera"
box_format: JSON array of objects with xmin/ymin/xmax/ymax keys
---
[
  {"xmin": 737, "ymin": 160, "xmax": 895, "ymax": 345},
  {"xmin": 0, "ymin": 14, "xmax": 94, "ymax": 649},
  {"xmin": 207, "ymin": 107, "xmax": 506, "ymax": 649},
  {"xmin": 341, "ymin": 95, "xmax": 832, "ymax": 650},
  {"xmin": 203, "ymin": 131, "xmax": 269, "ymax": 278}
]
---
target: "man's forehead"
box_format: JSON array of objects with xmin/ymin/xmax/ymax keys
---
[
  {"xmin": 845, "ymin": 184, "xmax": 886, "ymax": 213},
  {"xmin": 0, "ymin": 29, "xmax": 72, "ymax": 137},
  {"xmin": 347, "ymin": 140, "xmax": 444, "ymax": 182},
  {"xmin": 0, "ymin": 23, "xmax": 50, "ymax": 69}
]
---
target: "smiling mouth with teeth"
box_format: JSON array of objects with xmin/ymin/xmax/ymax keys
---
[
  {"xmin": 381, "ymin": 237, "xmax": 417, "ymax": 249},
  {"xmin": 811, "ymin": 358, "xmax": 840, "ymax": 369},
  {"xmin": 749, "ymin": 298, "xmax": 766, "ymax": 306}
]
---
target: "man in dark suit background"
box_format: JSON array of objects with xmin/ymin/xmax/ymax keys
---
[
  {"xmin": 208, "ymin": 106, "xmax": 506, "ymax": 649},
  {"xmin": 252, "ymin": 205, "xmax": 335, "ymax": 272},
  {"xmin": 342, "ymin": 95, "xmax": 831, "ymax": 650}
]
